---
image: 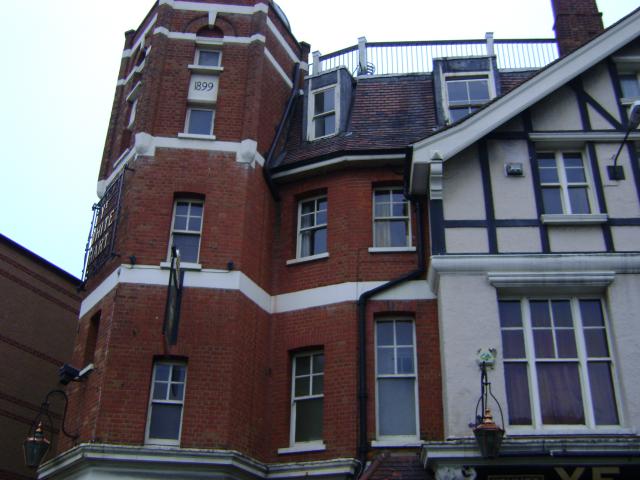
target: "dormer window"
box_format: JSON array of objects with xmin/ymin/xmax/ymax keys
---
[
  {"xmin": 619, "ymin": 73, "xmax": 640, "ymax": 100},
  {"xmin": 310, "ymin": 86, "xmax": 337, "ymax": 140},
  {"xmin": 446, "ymin": 76, "xmax": 491, "ymax": 123}
]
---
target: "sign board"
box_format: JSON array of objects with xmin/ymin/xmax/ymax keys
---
[
  {"xmin": 473, "ymin": 465, "xmax": 640, "ymax": 480},
  {"xmin": 163, "ymin": 246, "xmax": 184, "ymax": 346},
  {"xmin": 188, "ymin": 74, "xmax": 219, "ymax": 103},
  {"xmin": 83, "ymin": 172, "xmax": 125, "ymax": 280}
]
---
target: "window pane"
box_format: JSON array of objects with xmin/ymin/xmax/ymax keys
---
[
  {"xmin": 313, "ymin": 228, "xmax": 327, "ymax": 254},
  {"xmin": 534, "ymin": 329, "xmax": 555, "ymax": 358},
  {"xmin": 295, "ymin": 398, "xmax": 323, "ymax": 442},
  {"xmin": 565, "ymin": 165, "xmax": 586, "ymax": 183},
  {"xmin": 552, "ymin": 300, "xmax": 572, "ymax": 327},
  {"xmin": 377, "ymin": 347, "xmax": 395, "ymax": 374},
  {"xmin": 175, "ymin": 203, "xmax": 189, "ymax": 216},
  {"xmin": 149, "ymin": 404, "xmax": 182, "ymax": 439},
  {"xmin": 188, "ymin": 109, "xmax": 213, "ymax": 135},
  {"xmin": 580, "ymin": 300, "xmax": 604, "ymax": 326},
  {"xmin": 316, "ymin": 209, "xmax": 327, "ymax": 225},
  {"xmin": 155, "ymin": 364, "xmax": 171, "ymax": 381},
  {"xmin": 396, "ymin": 321, "xmax": 413, "ymax": 345},
  {"xmin": 568, "ymin": 187, "xmax": 591, "ymax": 214},
  {"xmin": 296, "ymin": 356, "xmax": 310, "ymax": 375},
  {"xmin": 588, "ymin": 362, "xmax": 619, "ymax": 425},
  {"xmin": 562, "ymin": 153, "xmax": 583, "ymax": 167},
  {"xmin": 375, "ymin": 202, "xmax": 391, "ymax": 217},
  {"xmin": 300, "ymin": 212, "xmax": 314, "ymax": 228},
  {"xmin": 499, "ymin": 301, "xmax": 522, "ymax": 328},
  {"xmin": 537, "ymin": 155, "xmax": 556, "ymax": 168},
  {"xmin": 449, "ymin": 107, "xmax": 470, "ymax": 122},
  {"xmin": 295, "ymin": 376, "xmax": 310, "ymax": 397},
  {"xmin": 188, "ymin": 216, "xmax": 201, "ymax": 232},
  {"xmin": 313, "ymin": 354, "xmax": 324, "ymax": 373},
  {"xmin": 389, "ymin": 220, "xmax": 408, "ymax": 247},
  {"xmin": 312, "ymin": 374, "xmax": 323, "ymax": 395},
  {"xmin": 198, "ymin": 50, "xmax": 220, "ymax": 66},
  {"xmin": 378, "ymin": 378, "xmax": 416, "ymax": 436},
  {"xmin": 537, "ymin": 362, "xmax": 584, "ymax": 424},
  {"xmin": 172, "ymin": 234, "xmax": 199, "ymax": 263},
  {"xmin": 396, "ymin": 347, "xmax": 414, "ymax": 374},
  {"xmin": 169, "ymin": 383, "xmax": 184, "ymax": 401},
  {"xmin": 447, "ymin": 81, "xmax": 468, "ymax": 102},
  {"xmin": 584, "ymin": 329, "xmax": 609, "ymax": 357},
  {"xmin": 173, "ymin": 215, "xmax": 188, "ymax": 231},
  {"xmin": 468, "ymin": 80, "xmax": 489, "ymax": 101},
  {"xmin": 530, "ymin": 301, "xmax": 551, "ymax": 327},
  {"xmin": 374, "ymin": 222, "xmax": 392, "ymax": 247},
  {"xmin": 502, "ymin": 330, "xmax": 526, "ymax": 359},
  {"xmin": 620, "ymin": 74, "xmax": 640, "ymax": 98},
  {"xmin": 542, "ymin": 187, "xmax": 563, "ymax": 214},
  {"xmin": 504, "ymin": 363, "xmax": 532, "ymax": 425},
  {"xmin": 556, "ymin": 329, "xmax": 577, "ymax": 358},
  {"xmin": 153, "ymin": 382, "xmax": 168, "ymax": 400},
  {"xmin": 377, "ymin": 322, "xmax": 394, "ymax": 346},
  {"xmin": 301, "ymin": 201, "xmax": 315, "ymax": 215},
  {"xmin": 539, "ymin": 166, "xmax": 559, "ymax": 183}
]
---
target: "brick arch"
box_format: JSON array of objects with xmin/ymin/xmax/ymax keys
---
[{"xmin": 183, "ymin": 14, "xmax": 236, "ymax": 37}]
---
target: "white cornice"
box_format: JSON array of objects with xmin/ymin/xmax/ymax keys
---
[
  {"xmin": 410, "ymin": 8, "xmax": 640, "ymax": 194},
  {"xmin": 158, "ymin": 1, "xmax": 269, "ymax": 15},
  {"xmin": 427, "ymin": 253, "xmax": 640, "ymax": 293},
  {"xmin": 271, "ymin": 154, "xmax": 407, "ymax": 179},
  {"xmin": 79, "ymin": 264, "xmax": 436, "ymax": 318},
  {"xmin": 529, "ymin": 131, "xmax": 640, "ymax": 142},
  {"xmin": 39, "ymin": 443, "xmax": 359, "ymax": 480},
  {"xmin": 266, "ymin": 17, "xmax": 301, "ymax": 64},
  {"xmin": 265, "ymin": 48, "xmax": 293, "ymax": 88},
  {"xmin": 122, "ymin": 14, "xmax": 158, "ymax": 59}
]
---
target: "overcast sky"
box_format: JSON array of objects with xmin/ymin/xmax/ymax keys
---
[{"xmin": 0, "ymin": 0, "xmax": 637, "ymax": 278}]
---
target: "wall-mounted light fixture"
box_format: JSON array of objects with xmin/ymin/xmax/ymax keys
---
[
  {"xmin": 23, "ymin": 390, "xmax": 78, "ymax": 469},
  {"xmin": 608, "ymin": 100, "xmax": 640, "ymax": 181},
  {"xmin": 472, "ymin": 350, "xmax": 505, "ymax": 458}
]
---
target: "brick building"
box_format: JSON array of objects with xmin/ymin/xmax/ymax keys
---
[
  {"xmin": 36, "ymin": 0, "xmax": 640, "ymax": 479},
  {"xmin": 0, "ymin": 234, "xmax": 81, "ymax": 479}
]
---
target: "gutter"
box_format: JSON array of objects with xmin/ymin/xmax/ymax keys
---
[
  {"xmin": 357, "ymin": 151, "xmax": 427, "ymax": 470},
  {"xmin": 263, "ymin": 63, "xmax": 301, "ymax": 201}
]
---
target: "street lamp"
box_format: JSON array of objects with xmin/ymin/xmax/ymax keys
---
[
  {"xmin": 23, "ymin": 390, "xmax": 78, "ymax": 469},
  {"xmin": 472, "ymin": 355, "xmax": 505, "ymax": 458},
  {"xmin": 607, "ymin": 100, "xmax": 640, "ymax": 181}
]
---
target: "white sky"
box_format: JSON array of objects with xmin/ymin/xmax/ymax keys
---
[{"xmin": 0, "ymin": 0, "xmax": 637, "ymax": 277}]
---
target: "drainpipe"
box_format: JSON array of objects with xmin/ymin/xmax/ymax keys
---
[
  {"xmin": 357, "ymin": 181, "xmax": 426, "ymax": 470},
  {"xmin": 263, "ymin": 63, "xmax": 301, "ymax": 201}
]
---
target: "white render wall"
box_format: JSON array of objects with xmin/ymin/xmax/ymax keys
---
[
  {"xmin": 443, "ymin": 147, "xmax": 485, "ymax": 221},
  {"xmin": 435, "ymin": 265, "xmax": 640, "ymax": 438}
]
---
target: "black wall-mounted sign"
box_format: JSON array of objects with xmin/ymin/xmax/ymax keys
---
[
  {"xmin": 473, "ymin": 464, "xmax": 639, "ymax": 480},
  {"xmin": 82, "ymin": 173, "xmax": 125, "ymax": 280},
  {"xmin": 163, "ymin": 246, "xmax": 184, "ymax": 346}
]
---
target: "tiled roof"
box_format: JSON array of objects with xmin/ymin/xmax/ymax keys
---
[{"xmin": 272, "ymin": 70, "xmax": 537, "ymax": 171}]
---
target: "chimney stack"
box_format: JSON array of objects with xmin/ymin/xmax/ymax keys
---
[{"xmin": 551, "ymin": 0, "xmax": 604, "ymax": 56}]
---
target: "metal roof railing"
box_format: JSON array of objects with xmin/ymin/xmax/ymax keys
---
[{"xmin": 312, "ymin": 36, "xmax": 559, "ymax": 76}]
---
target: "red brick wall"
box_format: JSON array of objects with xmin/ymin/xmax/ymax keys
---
[{"xmin": 551, "ymin": 0, "xmax": 604, "ymax": 56}]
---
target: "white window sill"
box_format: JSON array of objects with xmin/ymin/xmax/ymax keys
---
[
  {"xmin": 160, "ymin": 261, "xmax": 202, "ymax": 271},
  {"xmin": 178, "ymin": 133, "xmax": 216, "ymax": 141},
  {"xmin": 368, "ymin": 246, "xmax": 416, "ymax": 253},
  {"xmin": 277, "ymin": 442, "xmax": 326, "ymax": 455},
  {"xmin": 371, "ymin": 439, "xmax": 424, "ymax": 448},
  {"xmin": 286, "ymin": 252, "xmax": 329, "ymax": 266},
  {"xmin": 188, "ymin": 64, "xmax": 224, "ymax": 74},
  {"xmin": 145, "ymin": 439, "xmax": 180, "ymax": 447},
  {"xmin": 541, "ymin": 213, "xmax": 608, "ymax": 225},
  {"xmin": 308, "ymin": 132, "xmax": 338, "ymax": 142},
  {"xmin": 620, "ymin": 96, "xmax": 640, "ymax": 106}
]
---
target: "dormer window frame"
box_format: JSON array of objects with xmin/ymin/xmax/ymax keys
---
[
  {"xmin": 443, "ymin": 70, "xmax": 496, "ymax": 124},
  {"xmin": 308, "ymin": 83, "xmax": 340, "ymax": 141}
]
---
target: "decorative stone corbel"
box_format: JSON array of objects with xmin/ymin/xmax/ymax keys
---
[
  {"xmin": 208, "ymin": 11, "xmax": 217, "ymax": 28},
  {"xmin": 429, "ymin": 151, "xmax": 444, "ymax": 200},
  {"xmin": 236, "ymin": 139, "xmax": 258, "ymax": 166}
]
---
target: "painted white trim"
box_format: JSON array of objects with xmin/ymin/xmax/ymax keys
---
[
  {"xmin": 428, "ymin": 253, "xmax": 640, "ymax": 293},
  {"xmin": 154, "ymin": 27, "xmax": 266, "ymax": 46},
  {"xmin": 121, "ymin": 14, "xmax": 158, "ymax": 59},
  {"xmin": 540, "ymin": 213, "xmax": 608, "ymax": 224},
  {"xmin": 39, "ymin": 443, "xmax": 358, "ymax": 480},
  {"xmin": 487, "ymin": 271, "xmax": 615, "ymax": 289},
  {"xmin": 286, "ymin": 252, "xmax": 329, "ymax": 265},
  {"xmin": 265, "ymin": 48, "xmax": 293, "ymax": 88},
  {"xmin": 271, "ymin": 154, "xmax": 406, "ymax": 179},
  {"xmin": 117, "ymin": 61, "xmax": 145, "ymax": 87},
  {"xmin": 368, "ymin": 247, "xmax": 416, "ymax": 253},
  {"xmin": 101, "ymin": 134, "xmax": 266, "ymax": 192},
  {"xmin": 79, "ymin": 265, "xmax": 436, "ymax": 318},
  {"xmin": 529, "ymin": 131, "xmax": 640, "ymax": 142},
  {"xmin": 159, "ymin": 1, "xmax": 269, "ymax": 15},
  {"xmin": 177, "ymin": 132, "xmax": 217, "ymax": 141},
  {"xmin": 188, "ymin": 64, "xmax": 224, "ymax": 74},
  {"xmin": 277, "ymin": 442, "xmax": 326, "ymax": 455},
  {"xmin": 266, "ymin": 17, "xmax": 301, "ymax": 64},
  {"xmin": 411, "ymin": 8, "xmax": 640, "ymax": 194},
  {"xmin": 371, "ymin": 440, "xmax": 425, "ymax": 448}
]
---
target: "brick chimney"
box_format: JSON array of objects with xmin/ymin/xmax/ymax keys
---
[{"xmin": 551, "ymin": 0, "xmax": 604, "ymax": 56}]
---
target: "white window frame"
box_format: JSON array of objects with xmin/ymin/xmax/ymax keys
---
[
  {"xmin": 615, "ymin": 60, "xmax": 640, "ymax": 105},
  {"xmin": 295, "ymin": 195, "xmax": 328, "ymax": 259},
  {"xmin": 308, "ymin": 84, "xmax": 339, "ymax": 141},
  {"xmin": 537, "ymin": 150, "xmax": 599, "ymax": 217},
  {"xmin": 443, "ymin": 72, "xmax": 495, "ymax": 124},
  {"xmin": 500, "ymin": 297, "xmax": 622, "ymax": 433},
  {"xmin": 289, "ymin": 351, "xmax": 325, "ymax": 448},
  {"xmin": 375, "ymin": 319, "xmax": 420, "ymax": 442},
  {"xmin": 145, "ymin": 361, "xmax": 187, "ymax": 446},
  {"xmin": 372, "ymin": 187, "xmax": 412, "ymax": 249},
  {"xmin": 196, "ymin": 48, "xmax": 222, "ymax": 67},
  {"xmin": 184, "ymin": 107, "xmax": 215, "ymax": 137},
  {"xmin": 168, "ymin": 199, "xmax": 203, "ymax": 264}
]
